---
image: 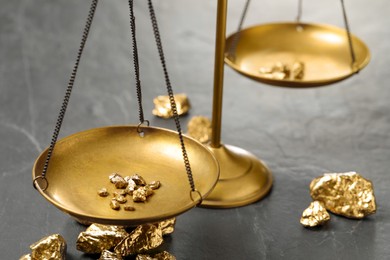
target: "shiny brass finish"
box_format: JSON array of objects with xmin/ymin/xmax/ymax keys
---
[
  {"xmin": 204, "ymin": 0, "xmax": 273, "ymax": 208},
  {"xmin": 210, "ymin": 0, "xmax": 228, "ymax": 148},
  {"xmin": 225, "ymin": 22, "xmax": 370, "ymax": 87},
  {"xmin": 32, "ymin": 126, "xmax": 219, "ymax": 226},
  {"xmin": 202, "ymin": 145, "xmax": 272, "ymax": 208}
]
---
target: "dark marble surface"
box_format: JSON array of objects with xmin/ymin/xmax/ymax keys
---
[{"xmin": 1, "ymin": 0, "xmax": 389, "ymax": 259}]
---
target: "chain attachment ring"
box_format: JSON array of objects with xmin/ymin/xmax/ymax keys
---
[
  {"xmin": 33, "ymin": 176, "xmax": 49, "ymax": 191},
  {"xmin": 137, "ymin": 120, "xmax": 150, "ymax": 137},
  {"xmin": 190, "ymin": 189, "xmax": 203, "ymax": 206}
]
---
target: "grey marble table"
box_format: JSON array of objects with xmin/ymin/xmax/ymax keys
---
[{"xmin": 1, "ymin": 0, "xmax": 389, "ymax": 259}]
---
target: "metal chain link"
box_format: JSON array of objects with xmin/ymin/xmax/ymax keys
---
[
  {"xmin": 340, "ymin": 0, "xmax": 357, "ymax": 71},
  {"xmin": 34, "ymin": 0, "xmax": 99, "ymax": 190},
  {"xmin": 147, "ymin": 0, "xmax": 196, "ymax": 192},
  {"xmin": 128, "ymin": 0, "xmax": 146, "ymax": 124},
  {"xmin": 227, "ymin": 0, "xmax": 251, "ymax": 60}
]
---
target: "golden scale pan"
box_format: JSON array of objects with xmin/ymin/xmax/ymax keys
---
[
  {"xmin": 32, "ymin": 0, "xmax": 219, "ymax": 226},
  {"xmin": 33, "ymin": 126, "xmax": 219, "ymax": 226},
  {"xmin": 225, "ymin": 0, "xmax": 370, "ymax": 87}
]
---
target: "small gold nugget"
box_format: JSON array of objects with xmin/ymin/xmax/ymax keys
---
[
  {"xmin": 148, "ymin": 181, "xmax": 161, "ymax": 190},
  {"xmin": 152, "ymin": 93, "xmax": 191, "ymax": 119},
  {"xmin": 98, "ymin": 188, "xmax": 109, "ymax": 197},
  {"xmin": 187, "ymin": 116, "xmax": 212, "ymax": 144},
  {"xmin": 133, "ymin": 188, "xmax": 147, "ymax": 202},
  {"xmin": 110, "ymin": 200, "xmax": 121, "ymax": 210},
  {"xmin": 99, "ymin": 250, "xmax": 123, "ymax": 260},
  {"xmin": 29, "ymin": 234, "xmax": 67, "ymax": 260},
  {"xmin": 124, "ymin": 205, "xmax": 136, "ymax": 211},
  {"xmin": 19, "ymin": 255, "xmax": 32, "ymax": 260},
  {"xmin": 292, "ymin": 61, "xmax": 305, "ymax": 80},
  {"xmin": 157, "ymin": 218, "xmax": 176, "ymax": 236},
  {"xmin": 113, "ymin": 190, "xmax": 127, "ymax": 197},
  {"xmin": 131, "ymin": 174, "xmax": 147, "ymax": 186},
  {"xmin": 300, "ymin": 201, "xmax": 330, "ymax": 228},
  {"xmin": 109, "ymin": 173, "xmax": 128, "ymax": 189},
  {"xmin": 115, "ymin": 195, "xmax": 127, "ymax": 204},
  {"xmin": 136, "ymin": 251, "xmax": 176, "ymax": 260}
]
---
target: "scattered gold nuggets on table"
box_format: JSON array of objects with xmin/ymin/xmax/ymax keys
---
[
  {"xmin": 259, "ymin": 61, "xmax": 305, "ymax": 80},
  {"xmin": 20, "ymin": 234, "xmax": 67, "ymax": 260},
  {"xmin": 77, "ymin": 224, "xmax": 128, "ymax": 254},
  {"xmin": 152, "ymin": 93, "xmax": 191, "ymax": 118},
  {"xmin": 187, "ymin": 116, "xmax": 212, "ymax": 144},
  {"xmin": 300, "ymin": 201, "xmax": 330, "ymax": 228},
  {"xmin": 99, "ymin": 173, "xmax": 161, "ymax": 211},
  {"xmin": 310, "ymin": 172, "xmax": 376, "ymax": 219}
]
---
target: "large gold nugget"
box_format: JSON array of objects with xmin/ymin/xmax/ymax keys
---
[
  {"xmin": 300, "ymin": 201, "xmax": 330, "ymax": 227},
  {"xmin": 310, "ymin": 172, "xmax": 376, "ymax": 218},
  {"xmin": 30, "ymin": 234, "xmax": 66, "ymax": 260},
  {"xmin": 19, "ymin": 254, "xmax": 32, "ymax": 260},
  {"xmin": 157, "ymin": 218, "xmax": 176, "ymax": 236},
  {"xmin": 136, "ymin": 251, "xmax": 176, "ymax": 260},
  {"xmin": 152, "ymin": 93, "xmax": 191, "ymax": 119},
  {"xmin": 187, "ymin": 116, "xmax": 212, "ymax": 144},
  {"xmin": 99, "ymin": 250, "xmax": 123, "ymax": 260},
  {"xmin": 77, "ymin": 224, "xmax": 128, "ymax": 254},
  {"xmin": 114, "ymin": 224, "xmax": 163, "ymax": 257}
]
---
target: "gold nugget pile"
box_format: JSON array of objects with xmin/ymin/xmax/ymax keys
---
[
  {"xmin": 98, "ymin": 173, "xmax": 161, "ymax": 211},
  {"xmin": 77, "ymin": 219, "xmax": 177, "ymax": 259},
  {"xmin": 259, "ymin": 61, "xmax": 305, "ymax": 80},
  {"xmin": 300, "ymin": 172, "xmax": 377, "ymax": 228}
]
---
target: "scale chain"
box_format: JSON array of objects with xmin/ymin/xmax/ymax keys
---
[
  {"xmin": 340, "ymin": 0, "xmax": 357, "ymax": 71},
  {"xmin": 34, "ymin": 0, "xmax": 99, "ymax": 190},
  {"xmin": 147, "ymin": 0, "xmax": 196, "ymax": 193},
  {"xmin": 128, "ymin": 0, "xmax": 146, "ymax": 124},
  {"xmin": 227, "ymin": 0, "xmax": 251, "ymax": 60}
]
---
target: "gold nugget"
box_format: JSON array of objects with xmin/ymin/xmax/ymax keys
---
[
  {"xmin": 98, "ymin": 188, "xmax": 109, "ymax": 197},
  {"xmin": 131, "ymin": 174, "xmax": 147, "ymax": 186},
  {"xmin": 136, "ymin": 251, "xmax": 176, "ymax": 260},
  {"xmin": 115, "ymin": 195, "xmax": 127, "ymax": 204},
  {"xmin": 157, "ymin": 218, "xmax": 176, "ymax": 236},
  {"xmin": 148, "ymin": 181, "xmax": 161, "ymax": 190},
  {"xmin": 292, "ymin": 61, "xmax": 305, "ymax": 80},
  {"xmin": 77, "ymin": 224, "xmax": 128, "ymax": 254},
  {"xmin": 114, "ymin": 224, "xmax": 163, "ymax": 256},
  {"xmin": 29, "ymin": 234, "xmax": 67, "ymax": 260},
  {"xmin": 110, "ymin": 200, "xmax": 121, "ymax": 210},
  {"xmin": 133, "ymin": 188, "xmax": 147, "ymax": 202},
  {"xmin": 152, "ymin": 93, "xmax": 191, "ymax": 119},
  {"xmin": 187, "ymin": 116, "xmax": 212, "ymax": 144},
  {"xmin": 125, "ymin": 179, "xmax": 138, "ymax": 195},
  {"xmin": 19, "ymin": 254, "xmax": 32, "ymax": 260},
  {"xmin": 300, "ymin": 201, "xmax": 330, "ymax": 227},
  {"xmin": 99, "ymin": 250, "xmax": 123, "ymax": 260},
  {"xmin": 124, "ymin": 205, "xmax": 136, "ymax": 211},
  {"xmin": 109, "ymin": 173, "xmax": 128, "ymax": 189},
  {"xmin": 310, "ymin": 172, "xmax": 376, "ymax": 218}
]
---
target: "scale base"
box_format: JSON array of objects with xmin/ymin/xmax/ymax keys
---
[{"xmin": 201, "ymin": 144, "xmax": 273, "ymax": 208}]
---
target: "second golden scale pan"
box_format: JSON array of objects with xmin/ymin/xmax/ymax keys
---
[{"xmin": 225, "ymin": 22, "xmax": 370, "ymax": 87}]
